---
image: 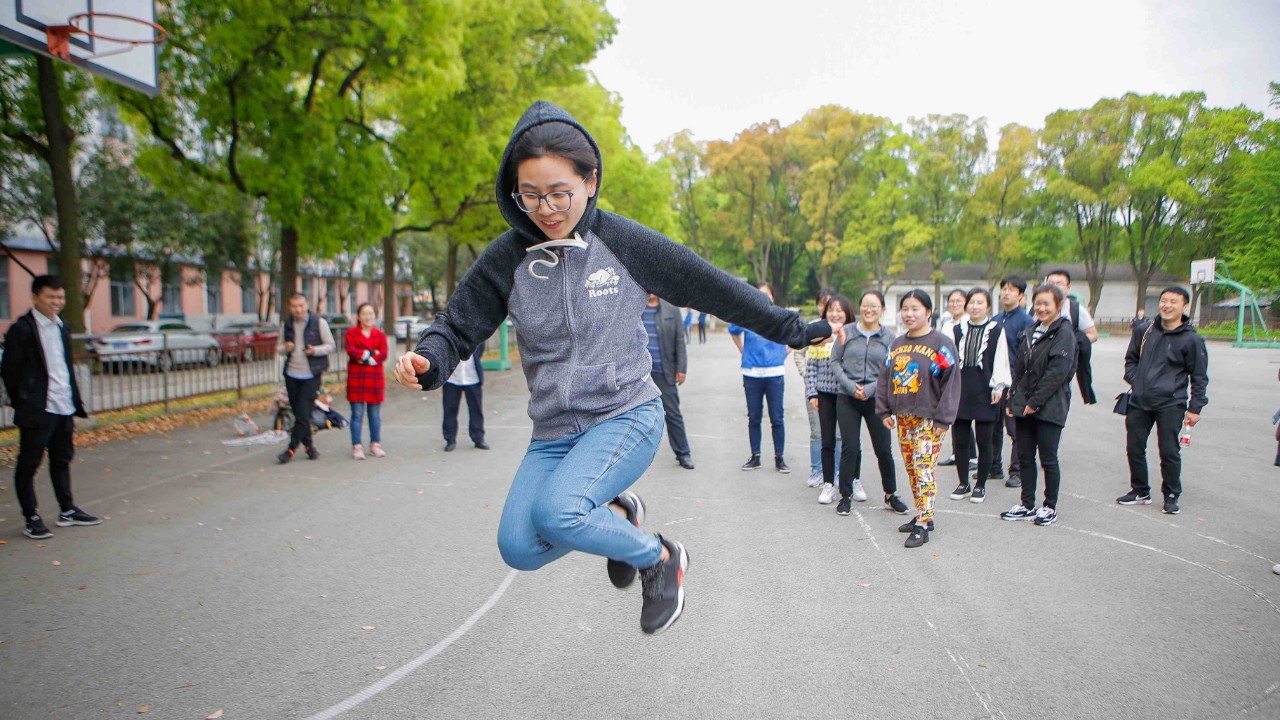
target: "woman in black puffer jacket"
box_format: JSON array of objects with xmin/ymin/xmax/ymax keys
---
[{"xmin": 1000, "ymin": 284, "xmax": 1077, "ymax": 527}]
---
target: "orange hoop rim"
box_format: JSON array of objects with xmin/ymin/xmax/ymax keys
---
[{"xmin": 66, "ymin": 12, "xmax": 168, "ymax": 47}]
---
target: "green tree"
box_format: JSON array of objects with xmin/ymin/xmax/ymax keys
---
[
  {"xmin": 962, "ymin": 123, "xmax": 1039, "ymax": 289},
  {"xmin": 844, "ymin": 129, "xmax": 929, "ymax": 292}
]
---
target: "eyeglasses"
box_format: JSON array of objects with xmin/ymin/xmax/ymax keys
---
[{"xmin": 511, "ymin": 178, "xmax": 587, "ymax": 213}]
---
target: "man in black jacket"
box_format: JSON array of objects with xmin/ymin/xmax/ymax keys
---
[
  {"xmin": 645, "ymin": 294, "xmax": 693, "ymax": 469},
  {"xmin": 1, "ymin": 276, "xmax": 97, "ymax": 539},
  {"xmin": 1117, "ymin": 286, "xmax": 1209, "ymax": 515}
]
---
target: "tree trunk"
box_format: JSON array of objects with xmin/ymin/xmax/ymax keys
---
[
  {"xmin": 36, "ymin": 57, "xmax": 84, "ymax": 333},
  {"xmin": 445, "ymin": 242, "xmax": 459, "ymax": 300},
  {"xmin": 280, "ymin": 226, "xmax": 298, "ymax": 314},
  {"xmin": 381, "ymin": 234, "xmax": 396, "ymax": 338},
  {"xmin": 1134, "ymin": 273, "xmax": 1150, "ymax": 317}
]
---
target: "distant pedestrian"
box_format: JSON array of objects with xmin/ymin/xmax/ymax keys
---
[
  {"xmin": 345, "ymin": 303, "xmax": 389, "ymax": 460},
  {"xmin": 947, "ymin": 287, "xmax": 1011, "ymax": 504},
  {"xmin": 645, "ymin": 294, "xmax": 693, "ymax": 469},
  {"xmin": 800, "ymin": 288, "xmax": 842, "ymax": 489},
  {"xmin": 442, "ymin": 340, "xmax": 487, "ymax": 452},
  {"xmin": 697, "ymin": 311, "xmax": 708, "ymax": 344},
  {"xmin": 1045, "ymin": 269, "xmax": 1098, "ymax": 404},
  {"xmin": 1116, "ymin": 286, "xmax": 1208, "ymax": 515},
  {"xmin": 991, "ymin": 275, "xmax": 1033, "ymax": 488},
  {"xmin": 684, "ymin": 308, "xmax": 693, "ymax": 343},
  {"xmin": 730, "ymin": 282, "xmax": 793, "ymax": 474},
  {"xmin": 876, "ymin": 289, "xmax": 961, "ymax": 549},
  {"xmin": 278, "ymin": 293, "xmax": 335, "ymax": 464},
  {"xmin": 807, "ymin": 293, "xmax": 851, "ymax": 505},
  {"xmin": 1, "ymin": 275, "xmax": 98, "ymax": 539},
  {"xmin": 1000, "ymin": 284, "xmax": 1077, "ymax": 527},
  {"xmin": 938, "ymin": 288, "xmax": 975, "ymax": 470},
  {"xmin": 1130, "ymin": 308, "xmax": 1146, "ymax": 330},
  {"xmin": 833, "ymin": 290, "xmax": 904, "ymax": 516}
]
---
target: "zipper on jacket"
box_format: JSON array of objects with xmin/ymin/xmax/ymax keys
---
[{"xmin": 558, "ymin": 247, "xmax": 581, "ymax": 434}]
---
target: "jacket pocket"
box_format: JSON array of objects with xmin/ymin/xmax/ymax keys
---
[{"xmin": 571, "ymin": 363, "xmax": 620, "ymax": 412}]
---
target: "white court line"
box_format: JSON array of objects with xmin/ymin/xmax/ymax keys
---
[
  {"xmin": 84, "ymin": 452, "xmax": 253, "ymax": 508},
  {"xmin": 302, "ymin": 569, "xmax": 519, "ymax": 720}
]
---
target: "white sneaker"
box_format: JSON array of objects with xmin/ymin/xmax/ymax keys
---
[
  {"xmin": 850, "ymin": 478, "xmax": 868, "ymax": 502},
  {"xmin": 807, "ymin": 470, "xmax": 824, "ymax": 488},
  {"xmin": 818, "ymin": 483, "xmax": 838, "ymax": 505}
]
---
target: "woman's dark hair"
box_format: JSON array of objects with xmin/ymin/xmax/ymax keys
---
[
  {"xmin": 816, "ymin": 287, "xmax": 837, "ymax": 305},
  {"xmin": 859, "ymin": 289, "xmax": 886, "ymax": 309},
  {"xmin": 824, "ymin": 294, "xmax": 855, "ymax": 322},
  {"xmin": 1031, "ymin": 284, "xmax": 1065, "ymax": 309},
  {"xmin": 947, "ymin": 288, "xmax": 967, "ymax": 303},
  {"xmin": 756, "ymin": 282, "xmax": 775, "ymax": 303},
  {"xmin": 355, "ymin": 302, "xmax": 375, "ymax": 318},
  {"xmin": 965, "ymin": 287, "xmax": 993, "ymax": 311},
  {"xmin": 899, "ymin": 288, "xmax": 933, "ymax": 314},
  {"xmin": 509, "ymin": 122, "xmax": 598, "ymax": 187}
]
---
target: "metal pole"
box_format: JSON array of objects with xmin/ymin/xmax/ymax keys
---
[{"xmin": 162, "ymin": 332, "xmax": 170, "ymax": 413}]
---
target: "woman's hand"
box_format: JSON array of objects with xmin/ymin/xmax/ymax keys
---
[
  {"xmin": 883, "ymin": 416, "xmax": 896, "ymax": 429},
  {"xmin": 809, "ymin": 398, "xmax": 819, "ymax": 410},
  {"xmin": 991, "ymin": 389, "xmax": 1002, "ymax": 405},
  {"xmin": 1023, "ymin": 406, "xmax": 1037, "ymax": 416},
  {"xmin": 394, "ymin": 351, "xmax": 431, "ymax": 389},
  {"xmin": 853, "ymin": 384, "xmax": 867, "ymax": 401}
]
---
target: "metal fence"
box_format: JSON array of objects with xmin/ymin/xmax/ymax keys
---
[{"xmin": 0, "ymin": 329, "xmax": 349, "ymax": 429}]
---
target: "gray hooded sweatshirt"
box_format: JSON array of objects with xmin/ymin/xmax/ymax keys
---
[{"xmin": 414, "ymin": 101, "xmax": 828, "ymax": 440}]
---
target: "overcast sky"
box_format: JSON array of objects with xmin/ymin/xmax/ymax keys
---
[{"xmin": 588, "ymin": 0, "xmax": 1280, "ymax": 154}]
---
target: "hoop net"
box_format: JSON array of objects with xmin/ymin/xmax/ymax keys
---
[{"xmin": 46, "ymin": 12, "xmax": 167, "ymax": 61}]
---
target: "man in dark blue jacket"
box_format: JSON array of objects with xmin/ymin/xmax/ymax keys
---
[
  {"xmin": 991, "ymin": 275, "xmax": 1033, "ymax": 487},
  {"xmin": 1, "ymin": 276, "xmax": 97, "ymax": 539},
  {"xmin": 1117, "ymin": 286, "xmax": 1209, "ymax": 515}
]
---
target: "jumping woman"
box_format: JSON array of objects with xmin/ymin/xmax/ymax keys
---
[{"xmin": 394, "ymin": 101, "xmax": 828, "ymax": 634}]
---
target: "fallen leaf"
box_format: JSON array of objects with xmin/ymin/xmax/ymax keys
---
[
  {"xmin": 375, "ymin": 665, "xmax": 386, "ymax": 671},
  {"xmin": 51, "ymin": 560, "xmax": 62, "ymax": 566},
  {"xmin": 361, "ymin": 625, "xmax": 375, "ymax": 631},
  {"xmin": 197, "ymin": 522, "xmax": 204, "ymax": 526},
  {"xmin": 303, "ymin": 536, "xmax": 313, "ymax": 540},
  {"xmin": 104, "ymin": 467, "xmax": 112, "ymax": 473},
  {"xmin": 78, "ymin": 584, "xmax": 87, "ymax": 590},
  {"xmin": 425, "ymin": 470, "xmax": 436, "ymax": 475},
  {"xmin": 137, "ymin": 704, "xmax": 149, "ymax": 714},
  {"xmin": 206, "ymin": 709, "xmax": 224, "ymax": 719},
  {"xmin": 215, "ymin": 528, "xmax": 223, "ymax": 532},
  {"xmin": 0, "ymin": 540, "xmax": 7, "ymax": 545},
  {"xmin": 931, "ymin": 552, "xmax": 940, "ymax": 558},
  {"xmin": 416, "ymin": 490, "xmax": 424, "ymax": 495},
  {"xmin": 858, "ymin": 583, "xmax": 871, "ymax": 588}
]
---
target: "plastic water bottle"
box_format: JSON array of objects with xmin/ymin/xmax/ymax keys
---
[{"xmin": 1178, "ymin": 422, "xmax": 1192, "ymax": 448}]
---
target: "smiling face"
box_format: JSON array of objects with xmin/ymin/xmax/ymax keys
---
[
  {"xmin": 826, "ymin": 302, "xmax": 848, "ymax": 325},
  {"xmin": 516, "ymin": 155, "xmax": 596, "ymax": 241},
  {"xmin": 32, "ymin": 286, "xmax": 66, "ymax": 319},
  {"xmin": 859, "ymin": 292, "xmax": 883, "ymax": 326},
  {"xmin": 947, "ymin": 292, "xmax": 967, "ymax": 319},
  {"xmin": 289, "ymin": 296, "xmax": 309, "ymax": 321},
  {"xmin": 900, "ymin": 297, "xmax": 930, "ymax": 332},
  {"xmin": 358, "ymin": 304, "xmax": 376, "ymax": 328},
  {"xmin": 1159, "ymin": 291, "xmax": 1187, "ymax": 324},
  {"xmin": 1032, "ymin": 290, "xmax": 1060, "ymax": 324},
  {"xmin": 967, "ymin": 293, "xmax": 989, "ymax": 321}
]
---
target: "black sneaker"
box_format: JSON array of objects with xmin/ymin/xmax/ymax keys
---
[
  {"xmin": 639, "ymin": 535, "xmax": 689, "ymax": 635},
  {"xmin": 836, "ymin": 497, "xmax": 852, "ymax": 516},
  {"xmin": 305, "ymin": 446, "xmax": 320, "ymax": 460},
  {"xmin": 741, "ymin": 454, "xmax": 761, "ymax": 471},
  {"xmin": 607, "ymin": 491, "xmax": 646, "ymax": 589},
  {"xmin": 1162, "ymin": 495, "xmax": 1180, "ymax": 515},
  {"xmin": 677, "ymin": 455, "xmax": 695, "ymax": 470},
  {"xmin": 1004, "ymin": 474, "xmax": 1021, "ymax": 488},
  {"xmin": 949, "ymin": 483, "xmax": 972, "ymax": 500},
  {"xmin": 24, "ymin": 515, "xmax": 53, "ymax": 539},
  {"xmin": 1000, "ymin": 505, "xmax": 1036, "ymax": 521},
  {"xmin": 938, "ymin": 456, "xmax": 957, "ymax": 467},
  {"xmin": 774, "ymin": 456, "xmax": 791, "ymax": 474},
  {"xmin": 904, "ymin": 526, "xmax": 930, "ymax": 548},
  {"xmin": 474, "ymin": 441, "xmax": 491, "ymax": 450},
  {"xmin": 444, "ymin": 441, "xmax": 457, "ymax": 452},
  {"xmin": 1117, "ymin": 490, "xmax": 1152, "ymax": 506},
  {"xmin": 884, "ymin": 494, "xmax": 909, "ymax": 514},
  {"xmin": 898, "ymin": 516, "xmax": 935, "ymax": 532},
  {"xmin": 277, "ymin": 448, "xmax": 295, "ymax": 464},
  {"xmin": 55, "ymin": 507, "xmax": 101, "ymax": 527},
  {"xmin": 969, "ymin": 486, "xmax": 987, "ymax": 503}
]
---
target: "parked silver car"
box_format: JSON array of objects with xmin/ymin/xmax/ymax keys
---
[
  {"xmin": 393, "ymin": 315, "xmax": 430, "ymax": 341},
  {"xmin": 90, "ymin": 321, "xmax": 223, "ymax": 371}
]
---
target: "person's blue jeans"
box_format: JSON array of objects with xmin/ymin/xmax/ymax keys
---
[
  {"xmin": 498, "ymin": 399, "xmax": 664, "ymax": 572},
  {"xmin": 349, "ymin": 401, "xmax": 381, "ymax": 445},
  {"xmin": 744, "ymin": 375, "xmax": 785, "ymax": 458}
]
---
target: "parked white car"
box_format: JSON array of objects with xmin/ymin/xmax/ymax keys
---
[
  {"xmin": 90, "ymin": 321, "xmax": 223, "ymax": 371},
  {"xmin": 393, "ymin": 315, "xmax": 430, "ymax": 341}
]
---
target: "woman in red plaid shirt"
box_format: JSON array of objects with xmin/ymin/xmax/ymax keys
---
[{"xmin": 346, "ymin": 303, "xmax": 389, "ymax": 460}]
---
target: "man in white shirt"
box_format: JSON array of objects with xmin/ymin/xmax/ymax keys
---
[
  {"xmin": 1, "ymin": 276, "xmax": 97, "ymax": 539},
  {"xmin": 442, "ymin": 341, "xmax": 487, "ymax": 452}
]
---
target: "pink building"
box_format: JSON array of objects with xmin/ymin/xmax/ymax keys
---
[{"xmin": 0, "ymin": 235, "xmax": 413, "ymax": 334}]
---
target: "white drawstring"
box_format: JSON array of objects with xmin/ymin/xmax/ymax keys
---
[{"xmin": 526, "ymin": 232, "xmax": 588, "ymax": 280}]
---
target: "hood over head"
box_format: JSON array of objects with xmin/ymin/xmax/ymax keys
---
[{"xmin": 496, "ymin": 101, "xmax": 603, "ymax": 246}]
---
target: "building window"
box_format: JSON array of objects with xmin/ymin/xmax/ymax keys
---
[
  {"xmin": 347, "ymin": 280, "xmax": 356, "ymax": 315},
  {"xmin": 46, "ymin": 253, "xmax": 60, "ymax": 279},
  {"xmin": 161, "ymin": 267, "xmax": 182, "ymax": 315},
  {"xmin": 110, "ymin": 260, "xmax": 135, "ymax": 316},
  {"xmin": 0, "ymin": 256, "xmax": 9, "ymax": 319},
  {"xmin": 324, "ymin": 279, "xmax": 336, "ymax": 315},
  {"xmin": 206, "ymin": 271, "xmax": 222, "ymax": 314},
  {"xmin": 241, "ymin": 274, "xmax": 257, "ymax": 317},
  {"xmin": 300, "ymin": 276, "xmax": 314, "ymax": 306}
]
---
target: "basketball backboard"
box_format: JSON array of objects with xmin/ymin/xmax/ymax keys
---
[
  {"xmin": 0, "ymin": 0, "xmax": 160, "ymax": 96},
  {"xmin": 1190, "ymin": 257, "xmax": 1217, "ymax": 285}
]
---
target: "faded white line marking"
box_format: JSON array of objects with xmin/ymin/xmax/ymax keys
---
[
  {"xmin": 664, "ymin": 517, "xmax": 697, "ymax": 526},
  {"xmin": 302, "ymin": 569, "xmax": 519, "ymax": 720}
]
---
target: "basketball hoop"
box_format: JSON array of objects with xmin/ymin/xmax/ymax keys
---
[{"xmin": 46, "ymin": 12, "xmax": 167, "ymax": 62}]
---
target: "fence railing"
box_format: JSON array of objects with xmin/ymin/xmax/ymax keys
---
[{"xmin": 0, "ymin": 329, "xmax": 349, "ymax": 429}]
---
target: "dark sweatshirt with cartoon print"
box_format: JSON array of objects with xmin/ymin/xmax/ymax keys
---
[
  {"xmin": 413, "ymin": 101, "xmax": 828, "ymax": 440},
  {"xmin": 874, "ymin": 329, "xmax": 962, "ymax": 426}
]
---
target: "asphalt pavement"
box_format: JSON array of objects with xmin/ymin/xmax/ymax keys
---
[{"xmin": 1, "ymin": 330, "xmax": 1278, "ymax": 719}]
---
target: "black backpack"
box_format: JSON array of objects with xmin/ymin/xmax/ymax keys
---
[{"xmin": 1068, "ymin": 298, "xmax": 1097, "ymax": 404}]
